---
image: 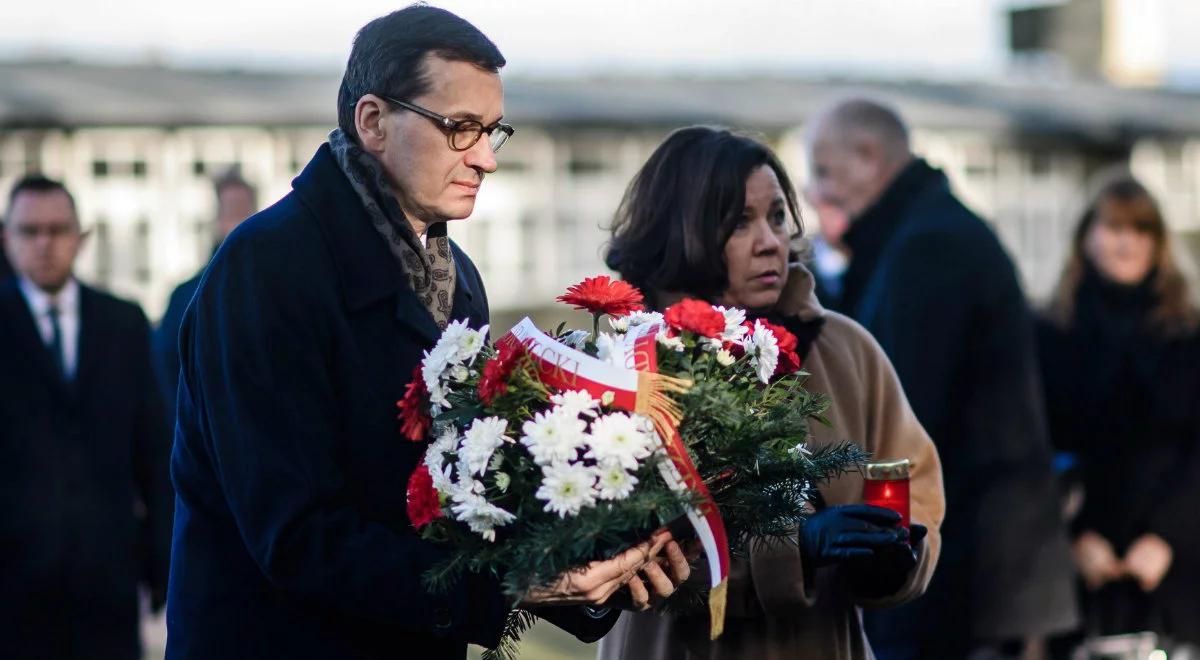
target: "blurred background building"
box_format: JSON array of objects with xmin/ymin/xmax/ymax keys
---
[
  {"xmin": 3, "ymin": 1, "xmax": 1200, "ymax": 658},
  {"xmin": 2, "ymin": 0, "xmax": 1200, "ymax": 329}
]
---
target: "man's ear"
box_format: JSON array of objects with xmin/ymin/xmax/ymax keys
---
[{"xmin": 355, "ymin": 94, "xmax": 390, "ymax": 154}]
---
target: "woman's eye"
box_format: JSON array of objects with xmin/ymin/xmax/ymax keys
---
[{"xmin": 772, "ymin": 210, "xmax": 788, "ymax": 226}]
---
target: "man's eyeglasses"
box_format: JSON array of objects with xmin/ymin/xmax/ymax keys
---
[{"xmin": 381, "ymin": 96, "xmax": 513, "ymax": 153}]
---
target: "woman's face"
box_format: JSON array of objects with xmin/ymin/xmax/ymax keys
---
[
  {"xmin": 1084, "ymin": 199, "xmax": 1158, "ymax": 286},
  {"xmin": 718, "ymin": 165, "xmax": 793, "ymax": 311}
]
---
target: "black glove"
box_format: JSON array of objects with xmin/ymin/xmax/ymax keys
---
[
  {"xmin": 799, "ymin": 504, "xmax": 908, "ymax": 568},
  {"xmin": 846, "ymin": 523, "xmax": 928, "ymax": 598}
]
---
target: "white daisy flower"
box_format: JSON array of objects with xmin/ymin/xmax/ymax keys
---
[
  {"xmin": 715, "ymin": 348, "xmax": 736, "ymax": 367},
  {"xmin": 449, "ymin": 484, "xmax": 515, "ymax": 542},
  {"xmin": 433, "ymin": 319, "xmax": 471, "ymax": 360},
  {"xmin": 656, "ymin": 329, "xmax": 685, "ymax": 352},
  {"xmin": 550, "ymin": 390, "xmax": 602, "ymax": 419},
  {"xmin": 559, "ymin": 329, "xmax": 591, "ymax": 350},
  {"xmin": 624, "ymin": 310, "xmax": 665, "ymax": 329},
  {"xmin": 521, "ymin": 409, "xmax": 588, "ymax": 465},
  {"xmin": 748, "ymin": 319, "xmax": 779, "ymax": 384},
  {"xmin": 713, "ymin": 305, "xmax": 749, "ymax": 343},
  {"xmin": 594, "ymin": 463, "xmax": 638, "ymax": 501},
  {"xmin": 585, "ymin": 412, "xmax": 656, "ymax": 471},
  {"xmin": 536, "ymin": 462, "xmax": 598, "ymax": 517},
  {"xmin": 608, "ymin": 316, "xmax": 630, "ymax": 333},
  {"xmin": 424, "ymin": 426, "xmax": 459, "ymax": 493},
  {"xmin": 460, "ymin": 417, "xmax": 509, "ymax": 476},
  {"xmin": 454, "ymin": 323, "xmax": 488, "ymax": 365},
  {"xmin": 595, "ymin": 332, "xmax": 629, "ymax": 368}
]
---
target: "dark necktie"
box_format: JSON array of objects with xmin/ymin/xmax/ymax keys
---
[{"xmin": 46, "ymin": 304, "xmax": 66, "ymax": 380}]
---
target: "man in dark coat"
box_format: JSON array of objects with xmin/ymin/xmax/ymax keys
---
[
  {"xmin": 152, "ymin": 170, "xmax": 257, "ymax": 425},
  {"xmin": 805, "ymin": 99, "xmax": 1078, "ymax": 659},
  {"xmin": 0, "ymin": 175, "xmax": 172, "ymax": 660},
  {"xmin": 166, "ymin": 7, "xmax": 686, "ymax": 660}
]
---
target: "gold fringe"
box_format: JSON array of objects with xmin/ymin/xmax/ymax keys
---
[
  {"xmin": 708, "ymin": 578, "xmax": 728, "ymax": 640},
  {"xmin": 634, "ymin": 371, "xmax": 693, "ymax": 441}
]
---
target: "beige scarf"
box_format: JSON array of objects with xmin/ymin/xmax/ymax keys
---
[{"xmin": 328, "ymin": 128, "xmax": 457, "ymax": 328}]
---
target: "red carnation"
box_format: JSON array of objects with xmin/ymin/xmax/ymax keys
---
[
  {"xmin": 396, "ymin": 365, "xmax": 432, "ymax": 442},
  {"xmin": 406, "ymin": 463, "xmax": 443, "ymax": 530},
  {"xmin": 664, "ymin": 299, "xmax": 726, "ymax": 339},
  {"xmin": 478, "ymin": 341, "xmax": 524, "ymax": 405},
  {"xmin": 557, "ymin": 276, "xmax": 645, "ymax": 317},
  {"xmin": 761, "ymin": 321, "xmax": 803, "ymax": 376}
]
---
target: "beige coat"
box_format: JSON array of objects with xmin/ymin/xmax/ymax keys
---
[{"xmin": 597, "ymin": 265, "xmax": 945, "ymax": 660}]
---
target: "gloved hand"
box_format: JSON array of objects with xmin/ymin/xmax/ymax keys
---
[
  {"xmin": 847, "ymin": 523, "xmax": 928, "ymax": 597},
  {"xmin": 799, "ymin": 504, "xmax": 909, "ymax": 568}
]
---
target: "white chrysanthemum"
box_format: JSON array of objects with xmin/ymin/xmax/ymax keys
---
[
  {"xmin": 460, "ymin": 416, "xmax": 509, "ymax": 476},
  {"xmin": 550, "ymin": 390, "xmax": 601, "ymax": 419},
  {"xmin": 585, "ymin": 412, "xmax": 656, "ymax": 471},
  {"xmin": 537, "ymin": 462, "xmax": 597, "ymax": 517},
  {"xmin": 433, "ymin": 319, "xmax": 471, "ymax": 360},
  {"xmin": 559, "ymin": 329, "xmax": 590, "ymax": 350},
  {"xmin": 625, "ymin": 310, "xmax": 665, "ymax": 329},
  {"xmin": 594, "ymin": 463, "xmax": 638, "ymax": 500},
  {"xmin": 748, "ymin": 320, "xmax": 779, "ymax": 384},
  {"xmin": 454, "ymin": 323, "xmax": 488, "ymax": 365},
  {"xmin": 421, "ymin": 349, "xmax": 452, "ymax": 407},
  {"xmin": 521, "ymin": 408, "xmax": 588, "ymax": 465},
  {"xmin": 656, "ymin": 329, "xmax": 685, "ymax": 352},
  {"xmin": 608, "ymin": 316, "xmax": 630, "ymax": 333},
  {"xmin": 715, "ymin": 348, "xmax": 736, "ymax": 367},
  {"xmin": 424, "ymin": 426, "xmax": 459, "ymax": 493},
  {"xmin": 449, "ymin": 484, "xmax": 515, "ymax": 542},
  {"xmin": 713, "ymin": 305, "xmax": 749, "ymax": 342},
  {"xmin": 595, "ymin": 332, "xmax": 628, "ymax": 368}
]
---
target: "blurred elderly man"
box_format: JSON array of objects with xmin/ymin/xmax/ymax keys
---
[
  {"xmin": 805, "ymin": 99, "xmax": 1078, "ymax": 659},
  {"xmin": 0, "ymin": 175, "xmax": 172, "ymax": 660},
  {"xmin": 152, "ymin": 169, "xmax": 258, "ymax": 425}
]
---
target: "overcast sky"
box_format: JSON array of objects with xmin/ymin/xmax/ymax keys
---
[{"xmin": 0, "ymin": 0, "xmax": 1007, "ymax": 77}]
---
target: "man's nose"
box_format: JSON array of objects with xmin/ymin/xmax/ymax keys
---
[{"xmin": 465, "ymin": 137, "xmax": 498, "ymax": 174}]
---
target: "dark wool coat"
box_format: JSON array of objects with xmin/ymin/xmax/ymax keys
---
[
  {"xmin": 166, "ymin": 144, "xmax": 615, "ymax": 660},
  {"xmin": 827, "ymin": 159, "xmax": 1079, "ymax": 657},
  {"xmin": 1037, "ymin": 268, "xmax": 1200, "ymax": 642}
]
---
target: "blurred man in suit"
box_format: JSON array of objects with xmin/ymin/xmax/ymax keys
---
[
  {"xmin": 152, "ymin": 170, "xmax": 257, "ymax": 424},
  {"xmin": 0, "ymin": 175, "xmax": 172, "ymax": 660}
]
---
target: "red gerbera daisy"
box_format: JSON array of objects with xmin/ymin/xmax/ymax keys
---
[
  {"xmin": 396, "ymin": 365, "xmax": 432, "ymax": 442},
  {"xmin": 478, "ymin": 341, "xmax": 525, "ymax": 405},
  {"xmin": 556, "ymin": 276, "xmax": 645, "ymax": 317},
  {"xmin": 664, "ymin": 299, "xmax": 726, "ymax": 339},
  {"xmin": 406, "ymin": 463, "xmax": 443, "ymax": 530}
]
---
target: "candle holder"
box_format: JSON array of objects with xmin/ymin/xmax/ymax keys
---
[{"xmin": 862, "ymin": 459, "xmax": 910, "ymax": 529}]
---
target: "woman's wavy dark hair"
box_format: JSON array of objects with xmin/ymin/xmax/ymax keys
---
[
  {"xmin": 1046, "ymin": 173, "xmax": 1198, "ymax": 336},
  {"xmin": 605, "ymin": 126, "xmax": 803, "ymax": 308}
]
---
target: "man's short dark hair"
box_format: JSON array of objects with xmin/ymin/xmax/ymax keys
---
[
  {"xmin": 214, "ymin": 168, "xmax": 258, "ymax": 208},
  {"xmin": 337, "ymin": 4, "xmax": 506, "ymax": 142},
  {"xmin": 7, "ymin": 174, "xmax": 77, "ymax": 218}
]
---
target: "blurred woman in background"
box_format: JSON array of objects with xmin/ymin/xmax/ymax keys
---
[
  {"xmin": 1037, "ymin": 175, "xmax": 1200, "ymax": 652},
  {"xmin": 597, "ymin": 126, "xmax": 944, "ymax": 660}
]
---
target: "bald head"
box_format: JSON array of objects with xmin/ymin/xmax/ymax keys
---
[{"xmin": 804, "ymin": 97, "xmax": 914, "ymax": 220}]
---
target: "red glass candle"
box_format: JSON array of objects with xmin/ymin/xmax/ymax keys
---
[{"xmin": 863, "ymin": 459, "xmax": 911, "ymax": 529}]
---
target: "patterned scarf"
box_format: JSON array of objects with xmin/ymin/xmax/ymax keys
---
[{"xmin": 328, "ymin": 128, "xmax": 457, "ymax": 328}]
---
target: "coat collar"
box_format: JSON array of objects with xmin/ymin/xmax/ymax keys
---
[{"xmin": 291, "ymin": 143, "xmax": 480, "ymax": 346}]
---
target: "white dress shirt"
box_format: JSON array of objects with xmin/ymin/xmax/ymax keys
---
[{"xmin": 18, "ymin": 276, "xmax": 81, "ymax": 379}]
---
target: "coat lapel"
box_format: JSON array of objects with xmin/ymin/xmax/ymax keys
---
[
  {"xmin": 0, "ymin": 279, "xmax": 72, "ymax": 397},
  {"xmin": 295, "ymin": 144, "xmax": 487, "ymax": 348}
]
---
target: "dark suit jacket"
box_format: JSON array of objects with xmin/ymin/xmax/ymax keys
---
[
  {"xmin": 166, "ymin": 144, "xmax": 616, "ymax": 660},
  {"xmin": 152, "ymin": 272, "xmax": 200, "ymax": 428},
  {"xmin": 839, "ymin": 160, "xmax": 1078, "ymax": 652},
  {"xmin": 0, "ymin": 278, "xmax": 171, "ymax": 660}
]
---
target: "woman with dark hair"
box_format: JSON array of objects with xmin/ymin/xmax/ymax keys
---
[
  {"xmin": 1037, "ymin": 175, "xmax": 1200, "ymax": 649},
  {"xmin": 597, "ymin": 126, "xmax": 945, "ymax": 659}
]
